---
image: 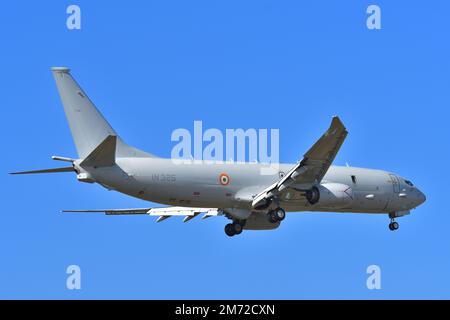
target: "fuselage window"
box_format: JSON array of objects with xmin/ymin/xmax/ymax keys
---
[{"xmin": 351, "ymin": 175, "xmax": 357, "ymax": 184}]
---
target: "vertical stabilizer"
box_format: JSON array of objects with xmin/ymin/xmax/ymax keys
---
[{"xmin": 51, "ymin": 67, "xmax": 154, "ymax": 159}]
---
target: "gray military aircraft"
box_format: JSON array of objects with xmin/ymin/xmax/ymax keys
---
[{"xmin": 11, "ymin": 67, "xmax": 426, "ymax": 236}]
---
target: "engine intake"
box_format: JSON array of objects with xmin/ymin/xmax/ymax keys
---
[
  {"xmin": 306, "ymin": 183, "xmax": 353, "ymax": 208},
  {"xmin": 306, "ymin": 187, "xmax": 320, "ymax": 204}
]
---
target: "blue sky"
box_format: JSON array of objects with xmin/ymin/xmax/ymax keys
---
[{"xmin": 0, "ymin": 1, "xmax": 449, "ymax": 299}]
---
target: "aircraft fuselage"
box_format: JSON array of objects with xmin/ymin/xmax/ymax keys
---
[{"xmin": 80, "ymin": 158, "xmax": 425, "ymax": 216}]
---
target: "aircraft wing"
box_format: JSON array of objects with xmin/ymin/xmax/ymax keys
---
[
  {"xmin": 252, "ymin": 116, "xmax": 348, "ymax": 209},
  {"xmin": 62, "ymin": 208, "xmax": 150, "ymax": 215},
  {"xmin": 62, "ymin": 206, "xmax": 223, "ymax": 222}
]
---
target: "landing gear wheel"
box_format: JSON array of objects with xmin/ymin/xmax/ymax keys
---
[
  {"xmin": 225, "ymin": 222, "xmax": 243, "ymax": 236},
  {"xmin": 225, "ymin": 224, "xmax": 235, "ymax": 237},
  {"xmin": 275, "ymin": 208, "xmax": 286, "ymax": 221},
  {"xmin": 232, "ymin": 222, "xmax": 243, "ymax": 235},
  {"xmin": 389, "ymin": 221, "xmax": 399, "ymax": 231},
  {"xmin": 268, "ymin": 211, "xmax": 278, "ymax": 223},
  {"xmin": 267, "ymin": 208, "xmax": 286, "ymax": 223}
]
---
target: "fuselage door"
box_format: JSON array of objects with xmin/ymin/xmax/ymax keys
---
[{"xmin": 389, "ymin": 174, "xmax": 400, "ymax": 193}]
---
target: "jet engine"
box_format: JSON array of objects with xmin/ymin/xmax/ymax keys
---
[{"xmin": 306, "ymin": 183, "xmax": 353, "ymax": 208}]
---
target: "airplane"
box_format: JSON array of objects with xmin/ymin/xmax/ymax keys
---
[{"xmin": 10, "ymin": 67, "xmax": 426, "ymax": 237}]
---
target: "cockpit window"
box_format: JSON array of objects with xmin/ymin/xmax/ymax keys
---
[{"xmin": 404, "ymin": 180, "xmax": 414, "ymax": 187}]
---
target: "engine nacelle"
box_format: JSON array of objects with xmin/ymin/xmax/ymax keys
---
[{"xmin": 306, "ymin": 183, "xmax": 353, "ymax": 208}]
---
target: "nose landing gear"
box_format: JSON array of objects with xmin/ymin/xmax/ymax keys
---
[{"xmin": 388, "ymin": 219, "xmax": 399, "ymax": 231}]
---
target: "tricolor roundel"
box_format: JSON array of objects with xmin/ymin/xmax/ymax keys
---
[{"xmin": 219, "ymin": 173, "xmax": 230, "ymax": 186}]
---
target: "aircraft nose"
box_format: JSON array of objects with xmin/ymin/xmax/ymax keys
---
[{"xmin": 416, "ymin": 190, "xmax": 426, "ymax": 207}]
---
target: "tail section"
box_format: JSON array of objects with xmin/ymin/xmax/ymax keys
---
[
  {"xmin": 51, "ymin": 67, "xmax": 154, "ymax": 159},
  {"xmin": 80, "ymin": 135, "xmax": 117, "ymax": 167}
]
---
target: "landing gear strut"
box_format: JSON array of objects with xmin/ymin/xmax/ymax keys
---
[
  {"xmin": 224, "ymin": 221, "xmax": 244, "ymax": 237},
  {"xmin": 388, "ymin": 219, "xmax": 399, "ymax": 231},
  {"xmin": 268, "ymin": 208, "xmax": 286, "ymax": 223}
]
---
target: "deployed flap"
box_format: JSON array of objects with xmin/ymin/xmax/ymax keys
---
[
  {"xmin": 252, "ymin": 116, "xmax": 347, "ymax": 208},
  {"xmin": 62, "ymin": 206, "xmax": 222, "ymax": 221},
  {"xmin": 80, "ymin": 135, "xmax": 117, "ymax": 167},
  {"xmin": 148, "ymin": 207, "xmax": 221, "ymax": 217}
]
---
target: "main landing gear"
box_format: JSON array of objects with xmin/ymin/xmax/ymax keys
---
[
  {"xmin": 388, "ymin": 219, "xmax": 399, "ymax": 231},
  {"xmin": 225, "ymin": 221, "xmax": 244, "ymax": 237},
  {"xmin": 268, "ymin": 208, "xmax": 286, "ymax": 224},
  {"xmin": 224, "ymin": 208, "xmax": 286, "ymax": 237}
]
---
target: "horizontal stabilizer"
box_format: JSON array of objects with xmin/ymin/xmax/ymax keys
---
[
  {"xmin": 52, "ymin": 156, "xmax": 75, "ymax": 163},
  {"xmin": 10, "ymin": 167, "xmax": 74, "ymax": 175}
]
